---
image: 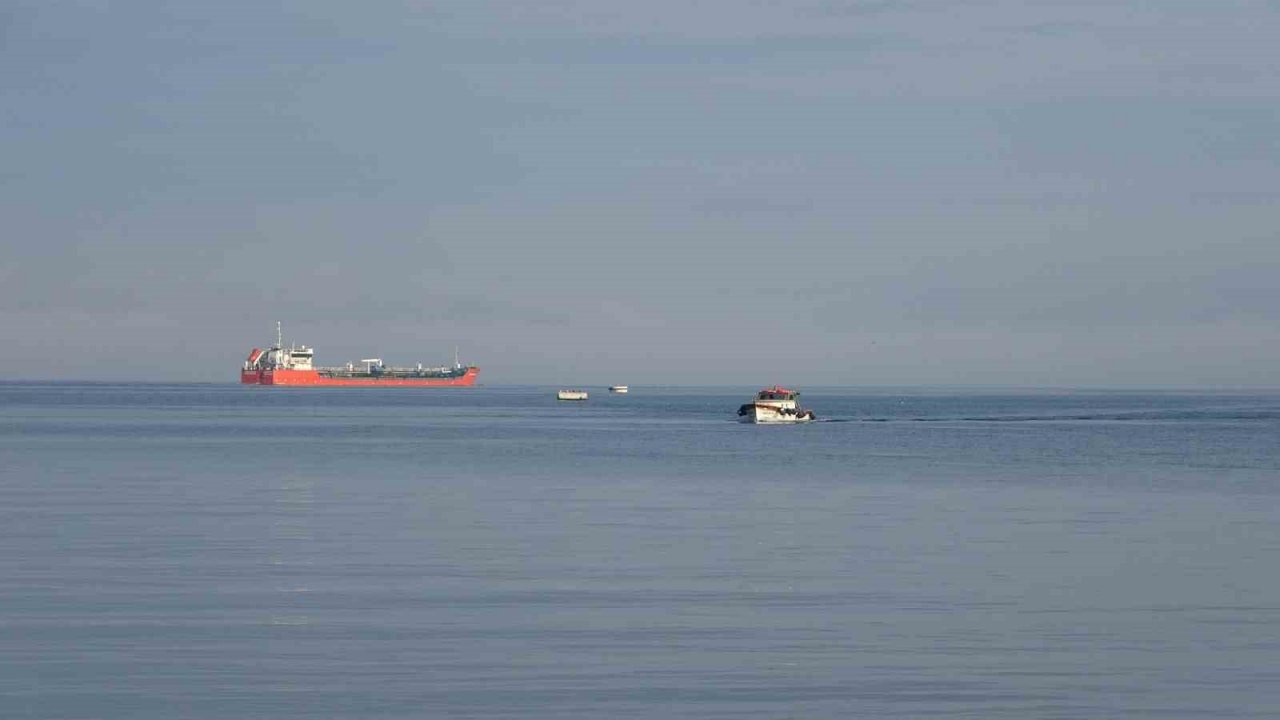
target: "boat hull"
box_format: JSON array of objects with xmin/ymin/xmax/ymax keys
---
[
  {"xmin": 740, "ymin": 404, "xmax": 814, "ymax": 424},
  {"xmin": 242, "ymin": 367, "xmax": 479, "ymax": 386}
]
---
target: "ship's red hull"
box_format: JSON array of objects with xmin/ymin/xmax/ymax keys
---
[{"xmin": 241, "ymin": 367, "xmax": 479, "ymax": 386}]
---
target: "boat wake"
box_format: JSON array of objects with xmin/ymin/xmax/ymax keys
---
[{"xmin": 814, "ymin": 410, "xmax": 1280, "ymax": 423}]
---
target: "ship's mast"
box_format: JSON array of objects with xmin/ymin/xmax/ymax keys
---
[
  {"xmin": 455, "ymin": 345, "xmax": 460, "ymax": 369},
  {"xmin": 277, "ymin": 321, "xmax": 283, "ymax": 350}
]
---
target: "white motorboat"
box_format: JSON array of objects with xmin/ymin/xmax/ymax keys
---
[
  {"xmin": 737, "ymin": 386, "xmax": 815, "ymax": 424},
  {"xmin": 557, "ymin": 390, "xmax": 589, "ymax": 401},
  {"xmin": 608, "ymin": 385, "xmax": 629, "ymax": 394}
]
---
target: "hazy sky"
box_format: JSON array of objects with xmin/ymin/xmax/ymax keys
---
[{"xmin": 4, "ymin": 1, "xmax": 1279, "ymax": 385}]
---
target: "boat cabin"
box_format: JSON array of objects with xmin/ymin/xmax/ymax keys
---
[{"xmin": 757, "ymin": 386, "xmax": 798, "ymax": 402}]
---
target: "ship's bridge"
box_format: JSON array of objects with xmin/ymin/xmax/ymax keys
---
[{"xmin": 275, "ymin": 345, "xmax": 314, "ymax": 370}]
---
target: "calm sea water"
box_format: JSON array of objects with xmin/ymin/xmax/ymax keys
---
[{"xmin": 2, "ymin": 383, "xmax": 1278, "ymax": 718}]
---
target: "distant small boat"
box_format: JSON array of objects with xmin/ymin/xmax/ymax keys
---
[
  {"xmin": 557, "ymin": 390, "xmax": 589, "ymax": 401},
  {"xmin": 737, "ymin": 385, "xmax": 816, "ymax": 424},
  {"xmin": 608, "ymin": 385, "xmax": 629, "ymax": 394}
]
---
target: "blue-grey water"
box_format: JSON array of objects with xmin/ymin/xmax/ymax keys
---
[{"xmin": 2, "ymin": 383, "xmax": 1278, "ymax": 718}]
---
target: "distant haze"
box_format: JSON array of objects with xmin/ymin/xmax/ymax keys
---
[{"xmin": 4, "ymin": 1, "xmax": 1279, "ymax": 386}]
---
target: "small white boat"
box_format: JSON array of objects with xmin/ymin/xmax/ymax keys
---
[
  {"xmin": 608, "ymin": 385, "xmax": 629, "ymax": 394},
  {"xmin": 737, "ymin": 385, "xmax": 815, "ymax": 424},
  {"xmin": 557, "ymin": 389, "xmax": 589, "ymax": 401}
]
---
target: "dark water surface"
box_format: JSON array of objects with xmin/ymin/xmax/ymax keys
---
[{"xmin": 2, "ymin": 383, "xmax": 1278, "ymax": 718}]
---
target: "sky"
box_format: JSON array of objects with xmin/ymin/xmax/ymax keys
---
[{"xmin": 3, "ymin": 0, "xmax": 1279, "ymax": 386}]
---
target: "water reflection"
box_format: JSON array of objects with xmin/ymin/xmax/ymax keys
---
[{"xmin": 267, "ymin": 475, "xmax": 314, "ymax": 628}]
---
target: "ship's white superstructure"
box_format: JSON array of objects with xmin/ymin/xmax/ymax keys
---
[{"xmin": 244, "ymin": 322, "xmax": 315, "ymax": 370}]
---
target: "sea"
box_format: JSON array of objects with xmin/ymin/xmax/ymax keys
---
[{"xmin": 2, "ymin": 383, "xmax": 1278, "ymax": 718}]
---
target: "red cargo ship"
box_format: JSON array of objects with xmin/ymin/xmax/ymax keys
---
[{"xmin": 241, "ymin": 323, "xmax": 478, "ymax": 387}]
